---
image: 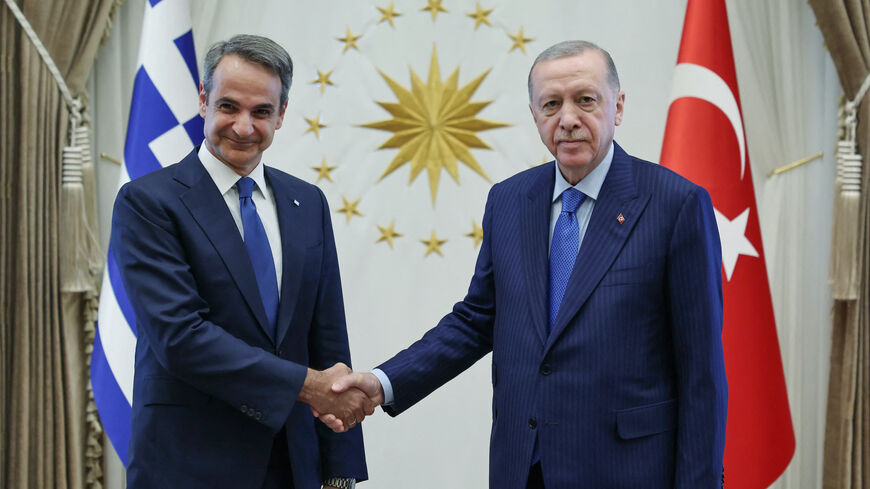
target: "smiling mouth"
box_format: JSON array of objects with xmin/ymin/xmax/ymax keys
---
[{"xmin": 227, "ymin": 139, "xmax": 257, "ymax": 147}]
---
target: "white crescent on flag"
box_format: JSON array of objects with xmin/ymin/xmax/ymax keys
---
[{"xmin": 668, "ymin": 62, "xmax": 747, "ymax": 179}]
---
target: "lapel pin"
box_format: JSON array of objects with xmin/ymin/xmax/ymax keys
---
[
  {"xmin": 617, "ymin": 213, "xmax": 625, "ymax": 224},
  {"xmin": 293, "ymin": 199, "xmax": 300, "ymax": 207}
]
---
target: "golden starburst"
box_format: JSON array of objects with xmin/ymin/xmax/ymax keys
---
[
  {"xmin": 312, "ymin": 157, "xmax": 337, "ymax": 182},
  {"xmin": 361, "ymin": 47, "xmax": 509, "ymax": 203},
  {"xmin": 336, "ymin": 196, "xmax": 363, "ymax": 223},
  {"xmin": 422, "ymin": 0, "xmax": 448, "ymax": 21},
  {"xmin": 337, "ymin": 27, "xmax": 362, "ymax": 52},
  {"xmin": 304, "ymin": 114, "xmax": 326, "ymax": 138},
  {"xmin": 467, "ymin": 3, "xmax": 493, "ymax": 30},
  {"xmin": 508, "ymin": 27, "xmax": 533, "ymax": 53},
  {"xmin": 466, "ymin": 220, "xmax": 484, "ymax": 247},
  {"xmin": 377, "ymin": 2, "xmax": 402, "ymax": 27},
  {"xmin": 376, "ymin": 221, "xmax": 402, "ymax": 248},
  {"xmin": 421, "ymin": 230, "xmax": 447, "ymax": 257},
  {"xmin": 311, "ymin": 69, "xmax": 335, "ymax": 93}
]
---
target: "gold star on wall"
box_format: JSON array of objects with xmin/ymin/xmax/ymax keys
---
[
  {"xmin": 508, "ymin": 27, "xmax": 533, "ymax": 53},
  {"xmin": 422, "ymin": 0, "xmax": 448, "ymax": 21},
  {"xmin": 377, "ymin": 1, "xmax": 402, "ymax": 27},
  {"xmin": 311, "ymin": 69, "xmax": 335, "ymax": 93},
  {"xmin": 467, "ymin": 3, "xmax": 493, "ymax": 30},
  {"xmin": 361, "ymin": 47, "xmax": 509, "ymax": 203},
  {"xmin": 312, "ymin": 157, "xmax": 337, "ymax": 182},
  {"xmin": 337, "ymin": 27, "xmax": 362, "ymax": 52},
  {"xmin": 337, "ymin": 196, "xmax": 363, "ymax": 222},
  {"xmin": 304, "ymin": 114, "xmax": 326, "ymax": 138},
  {"xmin": 376, "ymin": 221, "xmax": 402, "ymax": 248},
  {"xmin": 466, "ymin": 221, "xmax": 484, "ymax": 247},
  {"xmin": 421, "ymin": 230, "xmax": 447, "ymax": 257}
]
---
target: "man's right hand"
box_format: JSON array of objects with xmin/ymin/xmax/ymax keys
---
[
  {"xmin": 314, "ymin": 371, "xmax": 385, "ymax": 432},
  {"xmin": 297, "ymin": 363, "xmax": 376, "ymax": 432}
]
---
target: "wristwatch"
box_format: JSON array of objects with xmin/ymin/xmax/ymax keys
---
[{"xmin": 323, "ymin": 477, "xmax": 356, "ymax": 489}]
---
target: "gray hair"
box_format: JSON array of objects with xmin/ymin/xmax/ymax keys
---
[
  {"xmin": 527, "ymin": 40, "xmax": 620, "ymax": 100},
  {"xmin": 202, "ymin": 34, "xmax": 294, "ymax": 107}
]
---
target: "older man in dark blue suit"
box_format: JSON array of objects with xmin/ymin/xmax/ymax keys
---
[
  {"xmin": 111, "ymin": 35, "xmax": 371, "ymax": 489},
  {"xmin": 330, "ymin": 40, "xmax": 728, "ymax": 489}
]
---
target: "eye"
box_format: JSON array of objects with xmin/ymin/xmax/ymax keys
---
[
  {"xmin": 542, "ymin": 100, "xmax": 560, "ymax": 111},
  {"xmin": 255, "ymin": 109, "xmax": 273, "ymax": 117},
  {"xmin": 217, "ymin": 102, "xmax": 235, "ymax": 111},
  {"xmin": 579, "ymin": 95, "xmax": 597, "ymax": 106}
]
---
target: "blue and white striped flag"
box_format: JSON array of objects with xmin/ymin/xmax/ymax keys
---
[{"xmin": 92, "ymin": 0, "xmax": 203, "ymax": 463}]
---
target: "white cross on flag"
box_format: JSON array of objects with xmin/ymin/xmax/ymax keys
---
[{"xmin": 661, "ymin": 0, "xmax": 795, "ymax": 486}]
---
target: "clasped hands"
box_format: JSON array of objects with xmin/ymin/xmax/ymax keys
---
[{"xmin": 300, "ymin": 363, "xmax": 384, "ymax": 432}]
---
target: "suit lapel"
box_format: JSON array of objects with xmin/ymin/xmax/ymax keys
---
[
  {"xmin": 545, "ymin": 144, "xmax": 651, "ymax": 351},
  {"xmin": 175, "ymin": 151, "xmax": 274, "ymax": 340},
  {"xmin": 520, "ymin": 164, "xmax": 556, "ymax": 346},
  {"xmin": 266, "ymin": 167, "xmax": 305, "ymax": 347}
]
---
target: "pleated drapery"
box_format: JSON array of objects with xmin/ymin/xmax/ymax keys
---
[
  {"xmin": 0, "ymin": 0, "xmax": 117, "ymax": 487},
  {"xmin": 809, "ymin": 1, "xmax": 870, "ymax": 487}
]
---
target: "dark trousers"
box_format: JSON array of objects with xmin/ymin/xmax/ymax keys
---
[
  {"xmin": 261, "ymin": 428, "xmax": 294, "ymax": 489},
  {"xmin": 526, "ymin": 462, "xmax": 545, "ymax": 489}
]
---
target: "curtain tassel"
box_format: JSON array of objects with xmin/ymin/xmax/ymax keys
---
[{"xmin": 829, "ymin": 74, "xmax": 870, "ymax": 300}]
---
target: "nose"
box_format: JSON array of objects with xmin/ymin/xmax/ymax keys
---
[
  {"xmin": 559, "ymin": 103, "xmax": 582, "ymax": 131},
  {"xmin": 233, "ymin": 112, "xmax": 254, "ymax": 137}
]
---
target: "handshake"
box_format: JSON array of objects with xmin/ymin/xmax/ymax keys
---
[{"xmin": 299, "ymin": 363, "xmax": 384, "ymax": 433}]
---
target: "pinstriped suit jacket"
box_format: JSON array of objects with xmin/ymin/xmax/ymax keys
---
[{"xmin": 379, "ymin": 142, "xmax": 727, "ymax": 488}]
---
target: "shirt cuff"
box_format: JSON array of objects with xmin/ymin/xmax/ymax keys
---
[{"xmin": 370, "ymin": 368, "xmax": 395, "ymax": 406}]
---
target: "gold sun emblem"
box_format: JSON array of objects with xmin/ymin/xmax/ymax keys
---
[{"xmin": 361, "ymin": 46, "xmax": 509, "ymax": 203}]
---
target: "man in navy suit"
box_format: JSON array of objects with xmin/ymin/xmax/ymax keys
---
[
  {"xmin": 111, "ymin": 35, "xmax": 371, "ymax": 489},
  {"xmin": 328, "ymin": 40, "xmax": 727, "ymax": 488}
]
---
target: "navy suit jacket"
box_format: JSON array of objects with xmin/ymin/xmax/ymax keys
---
[
  {"xmin": 379, "ymin": 143, "xmax": 727, "ymax": 488},
  {"xmin": 111, "ymin": 150, "xmax": 366, "ymax": 489}
]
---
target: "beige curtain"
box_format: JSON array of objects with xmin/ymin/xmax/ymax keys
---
[
  {"xmin": 1, "ymin": 0, "xmax": 118, "ymax": 488},
  {"xmin": 808, "ymin": 1, "xmax": 870, "ymax": 488}
]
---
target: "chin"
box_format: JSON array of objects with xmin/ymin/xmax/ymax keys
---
[{"xmin": 557, "ymin": 155, "xmax": 594, "ymax": 169}]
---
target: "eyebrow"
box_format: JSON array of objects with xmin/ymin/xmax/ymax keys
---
[{"xmin": 214, "ymin": 96, "xmax": 276, "ymax": 111}]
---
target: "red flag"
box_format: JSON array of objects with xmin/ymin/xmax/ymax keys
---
[{"xmin": 660, "ymin": 0, "xmax": 795, "ymax": 486}]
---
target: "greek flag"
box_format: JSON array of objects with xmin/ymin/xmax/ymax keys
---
[{"xmin": 92, "ymin": 0, "xmax": 203, "ymax": 463}]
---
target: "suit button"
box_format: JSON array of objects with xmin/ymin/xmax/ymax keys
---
[
  {"xmin": 255, "ymin": 411, "xmax": 262, "ymax": 420},
  {"xmin": 528, "ymin": 418, "xmax": 537, "ymax": 429},
  {"xmin": 539, "ymin": 363, "xmax": 551, "ymax": 376},
  {"xmin": 240, "ymin": 404, "xmax": 248, "ymax": 413}
]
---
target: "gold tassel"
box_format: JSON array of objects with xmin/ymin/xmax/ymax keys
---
[
  {"xmin": 829, "ymin": 93, "xmax": 864, "ymax": 300},
  {"xmin": 60, "ymin": 99, "xmax": 100, "ymax": 293}
]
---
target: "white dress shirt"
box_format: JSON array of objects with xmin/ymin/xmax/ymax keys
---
[
  {"xmin": 198, "ymin": 145, "xmax": 283, "ymax": 295},
  {"xmin": 548, "ymin": 142, "xmax": 614, "ymax": 252}
]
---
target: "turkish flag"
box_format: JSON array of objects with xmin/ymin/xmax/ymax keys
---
[{"xmin": 660, "ymin": 0, "xmax": 795, "ymax": 487}]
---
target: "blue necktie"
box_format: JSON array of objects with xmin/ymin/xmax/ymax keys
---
[
  {"xmin": 548, "ymin": 188, "xmax": 585, "ymax": 332},
  {"xmin": 237, "ymin": 177, "xmax": 279, "ymax": 338}
]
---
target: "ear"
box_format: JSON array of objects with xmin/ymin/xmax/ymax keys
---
[
  {"xmin": 199, "ymin": 82, "xmax": 208, "ymax": 118},
  {"xmin": 614, "ymin": 90, "xmax": 625, "ymax": 126},
  {"xmin": 275, "ymin": 100, "xmax": 289, "ymax": 130}
]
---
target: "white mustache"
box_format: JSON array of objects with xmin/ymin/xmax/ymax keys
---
[{"xmin": 556, "ymin": 131, "xmax": 588, "ymax": 143}]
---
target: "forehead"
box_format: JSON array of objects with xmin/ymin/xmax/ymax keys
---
[
  {"xmin": 211, "ymin": 54, "xmax": 281, "ymax": 102},
  {"xmin": 531, "ymin": 52, "xmax": 609, "ymax": 98}
]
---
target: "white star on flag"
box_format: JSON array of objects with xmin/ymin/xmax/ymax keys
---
[{"xmin": 714, "ymin": 207, "xmax": 758, "ymax": 281}]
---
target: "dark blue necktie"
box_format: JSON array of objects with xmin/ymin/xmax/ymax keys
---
[
  {"xmin": 548, "ymin": 188, "xmax": 585, "ymax": 332},
  {"xmin": 237, "ymin": 177, "xmax": 279, "ymax": 338}
]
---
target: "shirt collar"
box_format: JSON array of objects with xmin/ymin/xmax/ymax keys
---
[
  {"xmin": 551, "ymin": 141, "xmax": 614, "ymax": 203},
  {"xmin": 198, "ymin": 145, "xmax": 271, "ymax": 199}
]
